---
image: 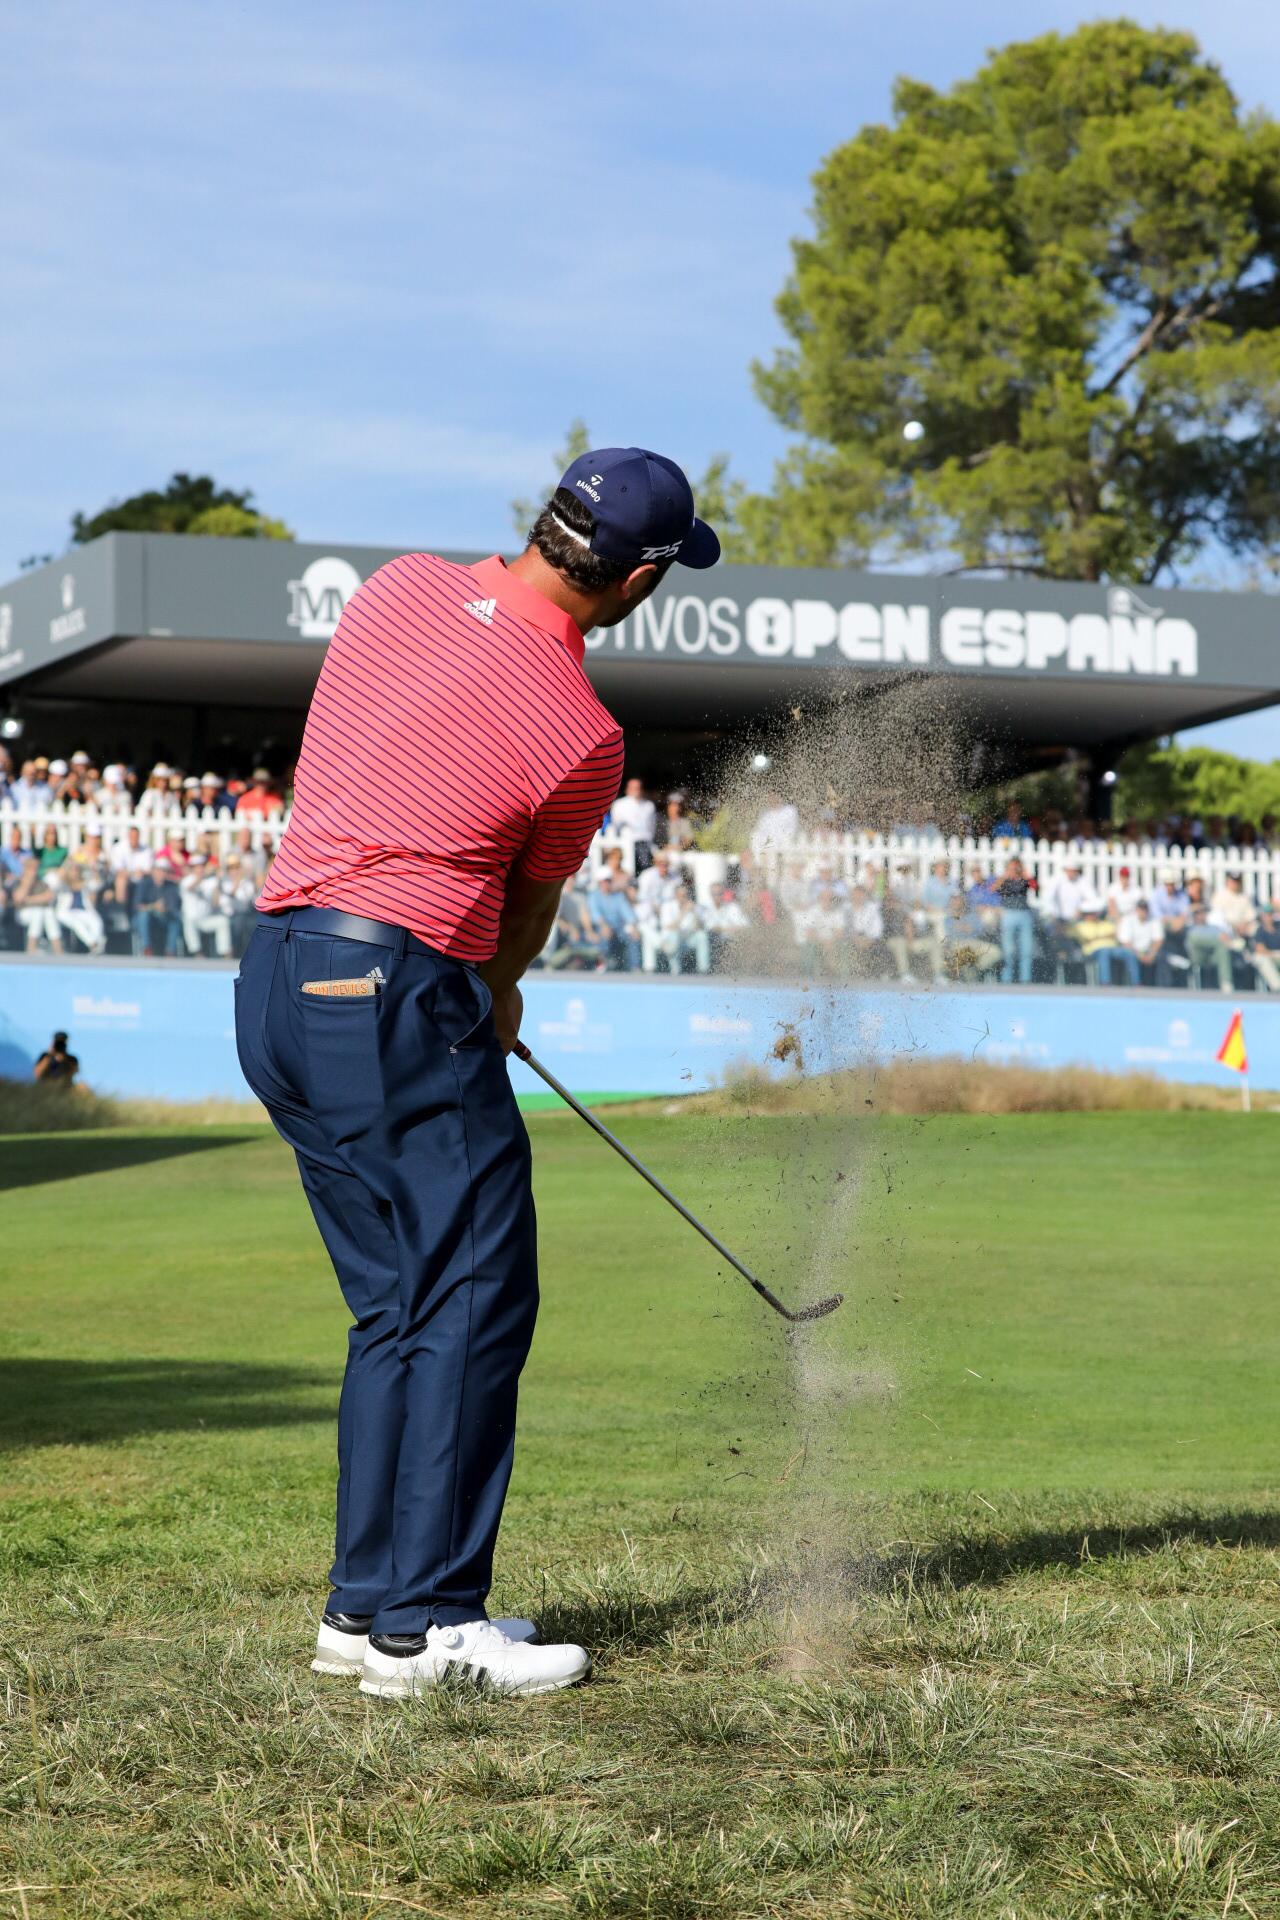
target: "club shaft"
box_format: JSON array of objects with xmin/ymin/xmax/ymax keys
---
[{"xmin": 514, "ymin": 1044, "xmax": 795, "ymax": 1318}]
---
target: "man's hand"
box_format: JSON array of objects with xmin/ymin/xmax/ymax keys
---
[{"xmin": 493, "ymin": 983, "xmax": 523, "ymax": 1055}]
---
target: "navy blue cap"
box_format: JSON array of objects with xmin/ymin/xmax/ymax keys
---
[{"xmin": 556, "ymin": 447, "xmax": 720, "ymax": 571}]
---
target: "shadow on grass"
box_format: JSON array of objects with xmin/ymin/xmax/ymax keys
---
[
  {"xmin": 0, "ymin": 1358, "xmax": 336, "ymax": 1451},
  {"xmin": 536, "ymin": 1580, "xmax": 735, "ymax": 1654},
  {"xmin": 0, "ymin": 1130, "xmax": 255, "ymax": 1192},
  {"xmin": 889, "ymin": 1512, "xmax": 1280, "ymax": 1590}
]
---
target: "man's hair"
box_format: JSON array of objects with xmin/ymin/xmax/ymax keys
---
[
  {"xmin": 527, "ymin": 487, "xmax": 674, "ymax": 595},
  {"xmin": 527, "ymin": 488, "xmax": 630, "ymax": 592}
]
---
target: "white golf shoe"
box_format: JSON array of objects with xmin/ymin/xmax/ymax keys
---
[
  {"xmin": 312, "ymin": 1611, "xmax": 537, "ymax": 1677},
  {"xmin": 359, "ymin": 1618, "xmax": 590, "ymax": 1699}
]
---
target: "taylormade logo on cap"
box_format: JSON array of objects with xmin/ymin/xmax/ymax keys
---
[{"xmin": 558, "ymin": 447, "xmax": 721, "ymax": 572}]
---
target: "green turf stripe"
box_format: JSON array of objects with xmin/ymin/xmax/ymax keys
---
[{"xmin": 515, "ymin": 1088, "xmax": 652, "ymax": 1109}]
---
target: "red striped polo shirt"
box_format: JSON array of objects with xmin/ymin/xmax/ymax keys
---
[{"xmin": 258, "ymin": 553, "xmax": 624, "ymax": 961}]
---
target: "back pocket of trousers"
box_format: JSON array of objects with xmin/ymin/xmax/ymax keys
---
[{"xmin": 298, "ymin": 993, "xmax": 384, "ymax": 1129}]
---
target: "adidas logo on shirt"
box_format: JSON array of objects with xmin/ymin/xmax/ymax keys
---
[{"xmin": 463, "ymin": 597, "xmax": 496, "ymax": 626}]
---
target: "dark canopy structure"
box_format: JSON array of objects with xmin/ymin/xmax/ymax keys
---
[{"xmin": 2, "ymin": 533, "xmax": 1277, "ymax": 785}]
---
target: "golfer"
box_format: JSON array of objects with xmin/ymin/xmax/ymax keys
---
[{"xmin": 235, "ymin": 448, "xmax": 719, "ymax": 1698}]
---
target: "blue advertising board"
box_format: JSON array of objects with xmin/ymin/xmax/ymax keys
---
[{"xmin": 0, "ymin": 958, "xmax": 1275, "ymax": 1103}]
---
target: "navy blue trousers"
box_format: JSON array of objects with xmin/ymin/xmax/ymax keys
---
[{"xmin": 233, "ymin": 917, "xmax": 538, "ymax": 1634}]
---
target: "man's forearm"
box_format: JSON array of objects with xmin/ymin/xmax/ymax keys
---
[{"xmin": 479, "ymin": 890, "xmax": 562, "ymax": 998}]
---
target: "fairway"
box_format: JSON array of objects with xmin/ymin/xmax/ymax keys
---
[{"xmin": 3, "ymin": 1110, "xmax": 1280, "ymax": 1916}]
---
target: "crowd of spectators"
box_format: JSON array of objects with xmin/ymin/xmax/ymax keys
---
[
  {"xmin": 0, "ymin": 747, "xmax": 284, "ymax": 821},
  {"xmin": 4, "ymin": 749, "xmax": 1280, "ymax": 992},
  {"xmin": 0, "ymin": 747, "xmax": 282, "ymax": 958},
  {"xmin": 746, "ymin": 849, "xmax": 1280, "ymax": 992}
]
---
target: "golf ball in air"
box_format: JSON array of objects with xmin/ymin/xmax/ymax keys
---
[{"xmin": 902, "ymin": 420, "xmax": 925, "ymax": 441}]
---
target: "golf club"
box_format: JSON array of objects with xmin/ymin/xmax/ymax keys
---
[{"xmin": 513, "ymin": 1042, "xmax": 844, "ymax": 1324}]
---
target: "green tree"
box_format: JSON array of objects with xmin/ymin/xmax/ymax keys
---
[
  {"xmin": 1115, "ymin": 738, "xmax": 1280, "ymax": 825},
  {"xmin": 71, "ymin": 473, "xmax": 293, "ymax": 544},
  {"xmin": 744, "ymin": 21, "xmax": 1280, "ymax": 581}
]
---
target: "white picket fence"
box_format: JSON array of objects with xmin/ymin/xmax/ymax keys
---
[
  {"xmin": 4, "ymin": 803, "xmax": 1280, "ymax": 909},
  {"xmin": 0, "ymin": 802, "xmax": 640, "ymax": 883},
  {"xmin": 751, "ymin": 830, "xmax": 1280, "ymax": 907}
]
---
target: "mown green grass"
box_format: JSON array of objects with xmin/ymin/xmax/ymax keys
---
[{"xmin": 2, "ymin": 1111, "xmax": 1279, "ymax": 1917}]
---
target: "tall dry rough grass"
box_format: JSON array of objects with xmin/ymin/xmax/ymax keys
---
[
  {"xmin": 0, "ymin": 1077, "xmax": 264, "ymax": 1133},
  {"xmin": 700, "ymin": 1058, "xmax": 1256, "ymax": 1117}
]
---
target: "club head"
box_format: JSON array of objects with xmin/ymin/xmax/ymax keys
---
[{"xmin": 786, "ymin": 1292, "xmax": 844, "ymax": 1323}]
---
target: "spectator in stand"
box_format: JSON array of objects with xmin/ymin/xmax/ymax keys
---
[
  {"xmin": 1071, "ymin": 900, "xmax": 1137, "ymax": 985},
  {"xmin": 1149, "ymin": 869, "xmax": 1189, "ymax": 921},
  {"xmin": 50, "ymin": 854, "xmax": 107, "ymax": 954},
  {"xmin": 588, "ymin": 870, "xmax": 641, "ymax": 971},
  {"xmin": 1184, "ymin": 877, "xmax": 1233, "ymax": 989},
  {"xmin": 1212, "ymin": 873, "xmax": 1258, "ymax": 952},
  {"xmin": 637, "ymin": 847, "xmax": 681, "ymax": 916},
  {"xmin": 232, "ymin": 825, "xmax": 270, "ymax": 889},
  {"xmin": 0, "ymin": 745, "xmax": 11, "ymax": 801},
  {"xmin": 181, "ymin": 776, "xmax": 203, "ymax": 810},
  {"xmin": 235, "ymin": 766, "xmax": 283, "ymax": 818},
  {"xmin": 1040, "ymin": 858, "xmax": 1100, "ymax": 976},
  {"xmin": 11, "ymin": 757, "xmax": 53, "ymax": 811},
  {"xmin": 221, "ymin": 853, "xmax": 259, "ymax": 953},
  {"xmin": 882, "ymin": 881, "xmax": 937, "ymax": 982},
  {"xmin": 14, "ymin": 858, "xmax": 60, "ymax": 952},
  {"xmin": 96, "ymin": 764, "xmax": 134, "ymax": 817},
  {"xmin": 653, "ymin": 790, "xmax": 695, "ymax": 852},
  {"xmin": 0, "ymin": 827, "xmax": 26, "ymax": 948},
  {"xmin": 810, "ymin": 857, "xmax": 849, "ymax": 904},
  {"xmin": 1, "ymin": 824, "xmax": 26, "ymax": 883},
  {"xmin": 752, "ymin": 788, "xmax": 800, "ymax": 853},
  {"xmin": 180, "ymin": 855, "xmax": 234, "ymax": 957},
  {"xmin": 705, "ymin": 884, "xmax": 749, "ymax": 970},
  {"xmin": 966, "ymin": 863, "xmax": 1001, "ymax": 911},
  {"xmin": 991, "ymin": 799, "xmax": 1033, "ymax": 842},
  {"xmin": 53, "ymin": 759, "xmax": 94, "ymax": 805},
  {"xmin": 608, "ymin": 777, "xmax": 657, "ymax": 868},
  {"xmin": 195, "ymin": 771, "xmax": 234, "ymax": 817},
  {"xmin": 132, "ymin": 855, "xmax": 183, "ymax": 956},
  {"xmin": 793, "ymin": 882, "xmax": 848, "ymax": 975},
  {"xmin": 996, "ymin": 856, "xmax": 1035, "ymax": 984},
  {"xmin": 733, "ymin": 849, "xmax": 777, "ymax": 924},
  {"xmin": 590, "ymin": 842, "xmax": 637, "ymax": 900},
  {"xmin": 1117, "ymin": 899, "xmax": 1164, "ymax": 985},
  {"xmin": 778, "ymin": 853, "xmax": 810, "ymax": 916},
  {"xmin": 1247, "ymin": 908, "xmax": 1280, "ymax": 992},
  {"xmin": 546, "ymin": 874, "xmax": 607, "ymax": 970},
  {"xmin": 110, "ymin": 825, "xmax": 153, "ymax": 899},
  {"xmin": 37, "ymin": 824, "xmax": 67, "ymax": 877},
  {"xmin": 655, "ymin": 884, "xmax": 711, "ymax": 973},
  {"xmin": 920, "ymin": 857, "xmax": 954, "ymax": 923},
  {"xmin": 1106, "ymin": 865, "xmax": 1142, "ymax": 919},
  {"xmin": 848, "ymin": 883, "xmax": 887, "ymax": 978},
  {"xmin": 942, "ymin": 892, "xmax": 1002, "ymax": 979},
  {"xmin": 1149, "ymin": 870, "xmax": 1192, "ymax": 986},
  {"xmin": 136, "ymin": 764, "xmax": 179, "ymax": 820}
]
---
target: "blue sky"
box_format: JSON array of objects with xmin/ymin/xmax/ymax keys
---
[{"xmin": 6, "ymin": 0, "xmax": 1280, "ymax": 753}]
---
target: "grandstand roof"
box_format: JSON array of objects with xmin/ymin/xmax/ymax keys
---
[{"xmin": 2, "ymin": 533, "xmax": 1277, "ymax": 757}]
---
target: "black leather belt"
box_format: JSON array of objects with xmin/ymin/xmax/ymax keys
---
[{"xmin": 255, "ymin": 906, "xmax": 444, "ymax": 958}]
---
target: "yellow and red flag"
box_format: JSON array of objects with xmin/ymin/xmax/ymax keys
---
[{"xmin": 1216, "ymin": 1011, "xmax": 1248, "ymax": 1075}]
